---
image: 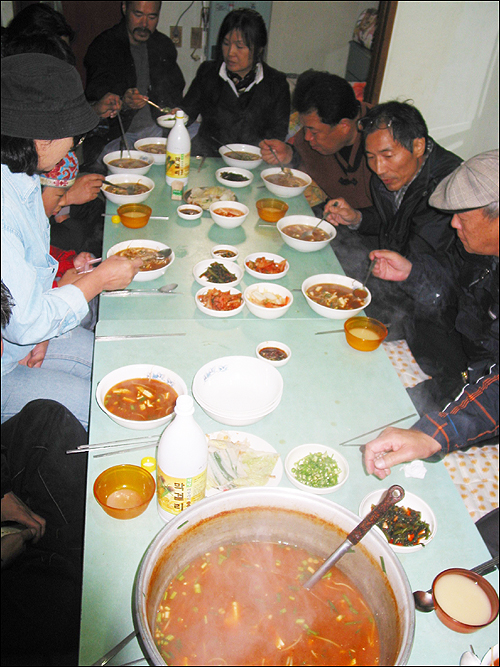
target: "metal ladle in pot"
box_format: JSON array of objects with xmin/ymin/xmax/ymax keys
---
[{"xmin": 304, "ymin": 485, "xmax": 404, "ymax": 590}]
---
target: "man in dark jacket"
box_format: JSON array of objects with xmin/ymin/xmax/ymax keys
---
[
  {"xmin": 83, "ymin": 1, "xmax": 184, "ymax": 168},
  {"xmin": 364, "ymin": 149, "xmax": 498, "ymax": 478}
]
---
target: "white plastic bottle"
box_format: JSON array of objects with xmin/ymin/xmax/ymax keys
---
[
  {"xmin": 165, "ymin": 109, "xmax": 191, "ymax": 187},
  {"xmin": 156, "ymin": 395, "xmax": 207, "ymax": 521}
]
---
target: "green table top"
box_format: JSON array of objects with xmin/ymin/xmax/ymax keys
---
[{"xmin": 80, "ymin": 159, "xmax": 498, "ymax": 666}]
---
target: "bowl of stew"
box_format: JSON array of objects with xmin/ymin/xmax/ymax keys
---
[
  {"xmin": 101, "ymin": 174, "xmax": 154, "ymax": 205},
  {"xmin": 133, "ymin": 487, "xmax": 416, "ymax": 666},
  {"xmin": 96, "ymin": 364, "xmax": 188, "ymax": 430},
  {"xmin": 93, "ymin": 464, "xmax": 155, "ymax": 520},
  {"xmin": 218, "ymin": 143, "xmax": 262, "ymax": 169},
  {"xmin": 302, "ymin": 273, "xmax": 371, "ymax": 319},
  {"xmin": 260, "ymin": 167, "xmax": 312, "ymax": 198},
  {"xmin": 277, "ymin": 215, "xmax": 336, "ymax": 252},
  {"xmin": 107, "ymin": 240, "xmax": 174, "ymax": 282},
  {"xmin": 103, "ymin": 150, "xmax": 154, "ymax": 175},
  {"xmin": 134, "ymin": 137, "xmax": 167, "ymax": 164},
  {"xmin": 209, "ymin": 201, "xmax": 249, "ymax": 229}
]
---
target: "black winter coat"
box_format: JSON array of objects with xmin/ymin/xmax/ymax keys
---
[
  {"xmin": 358, "ymin": 140, "xmax": 463, "ymax": 257},
  {"xmin": 84, "ymin": 19, "xmax": 185, "ymax": 144},
  {"xmin": 182, "ymin": 60, "xmax": 290, "ymax": 157}
]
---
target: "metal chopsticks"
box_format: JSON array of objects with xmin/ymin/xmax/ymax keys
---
[
  {"xmin": 67, "ymin": 435, "xmax": 159, "ymax": 455},
  {"xmin": 338, "ymin": 413, "xmax": 418, "ymax": 446}
]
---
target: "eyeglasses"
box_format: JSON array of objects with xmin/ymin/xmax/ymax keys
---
[
  {"xmin": 357, "ymin": 117, "xmax": 393, "ymax": 132},
  {"xmin": 72, "ymin": 133, "xmax": 87, "ymax": 150}
]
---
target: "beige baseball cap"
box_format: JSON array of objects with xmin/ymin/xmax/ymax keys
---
[{"xmin": 429, "ymin": 149, "xmax": 498, "ymax": 211}]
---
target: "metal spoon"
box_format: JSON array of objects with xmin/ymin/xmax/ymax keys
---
[
  {"xmin": 267, "ymin": 144, "xmax": 289, "ymax": 174},
  {"xmin": 299, "ymin": 217, "xmax": 327, "ymax": 240},
  {"xmin": 413, "ymin": 555, "xmax": 499, "ymax": 612},
  {"xmin": 103, "ymin": 179, "xmax": 136, "ymax": 195},
  {"xmin": 144, "ymin": 98, "xmax": 171, "ymax": 114},
  {"xmin": 102, "ymin": 283, "xmax": 181, "ymax": 297},
  {"xmin": 304, "ymin": 485, "xmax": 404, "ymax": 590}
]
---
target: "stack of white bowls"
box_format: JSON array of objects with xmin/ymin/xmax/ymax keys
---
[{"xmin": 192, "ymin": 356, "xmax": 283, "ymax": 426}]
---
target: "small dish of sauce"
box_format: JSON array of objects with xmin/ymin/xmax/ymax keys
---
[{"xmin": 256, "ymin": 340, "xmax": 291, "ymax": 367}]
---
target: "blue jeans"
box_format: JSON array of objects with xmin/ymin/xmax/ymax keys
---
[{"xmin": 1, "ymin": 326, "xmax": 93, "ymax": 430}]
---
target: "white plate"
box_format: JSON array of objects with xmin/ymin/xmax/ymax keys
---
[
  {"xmin": 195, "ymin": 286, "xmax": 244, "ymax": 318},
  {"xmin": 193, "ymin": 259, "xmax": 243, "ymax": 288},
  {"xmin": 206, "ymin": 430, "xmax": 283, "ymax": 496},
  {"xmin": 285, "ymin": 444, "xmax": 349, "ymax": 494},
  {"xmin": 244, "ymin": 252, "xmax": 289, "ymax": 280},
  {"xmin": 358, "ymin": 489, "xmax": 437, "ymax": 553}
]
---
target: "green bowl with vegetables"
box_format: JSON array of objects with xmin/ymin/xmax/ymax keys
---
[{"xmin": 285, "ymin": 444, "xmax": 349, "ymax": 494}]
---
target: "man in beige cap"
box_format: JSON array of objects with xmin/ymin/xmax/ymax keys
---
[{"xmin": 361, "ymin": 149, "xmax": 498, "ymax": 481}]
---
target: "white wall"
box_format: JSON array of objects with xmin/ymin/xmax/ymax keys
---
[{"xmin": 380, "ymin": 1, "xmax": 499, "ymax": 160}]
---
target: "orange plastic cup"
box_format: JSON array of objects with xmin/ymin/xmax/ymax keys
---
[
  {"xmin": 93, "ymin": 464, "xmax": 155, "ymax": 520},
  {"xmin": 344, "ymin": 316, "xmax": 388, "ymax": 351},
  {"xmin": 256, "ymin": 198, "xmax": 289, "ymax": 223},
  {"xmin": 117, "ymin": 203, "xmax": 152, "ymax": 229}
]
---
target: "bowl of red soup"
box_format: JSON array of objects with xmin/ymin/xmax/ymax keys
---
[
  {"xmin": 133, "ymin": 487, "xmax": 415, "ymax": 666},
  {"xmin": 209, "ymin": 201, "xmax": 249, "ymax": 229},
  {"xmin": 277, "ymin": 215, "xmax": 336, "ymax": 252},
  {"xmin": 302, "ymin": 274, "xmax": 371, "ymax": 320},
  {"xmin": 93, "ymin": 464, "xmax": 155, "ymax": 520},
  {"xmin": 96, "ymin": 364, "xmax": 188, "ymax": 430}
]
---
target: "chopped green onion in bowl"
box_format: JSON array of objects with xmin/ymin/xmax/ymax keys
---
[{"xmin": 291, "ymin": 452, "xmax": 341, "ymax": 488}]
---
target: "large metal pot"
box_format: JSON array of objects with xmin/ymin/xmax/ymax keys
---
[{"xmin": 133, "ymin": 488, "xmax": 415, "ymax": 665}]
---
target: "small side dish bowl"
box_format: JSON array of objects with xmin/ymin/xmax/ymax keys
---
[
  {"xmin": 432, "ymin": 568, "xmax": 499, "ymax": 633},
  {"xmin": 193, "ymin": 258, "xmax": 243, "ymax": 288},
  {"xmin": 358, "ymin": 489, "xmax": 437, "ymax": 553},
  {"xmin": 156, "ymin": 113, "xmax": 188, "ymax": 129},
  {"xmin": 256, "ymin": 341, "xmax": 291, "ymax": 367},
  {"xmin": 93, "ymin": 464, "xmax": 155, "ymax": 520},
  {"xmin": 195, "ymin": 286, "xmax": 245, "ymax": 318},
  {"xmin": 134, "ymin": 137, "xmax": 167, "ymax": 164},
  {"xmin": 277, "ymin": 215, "xmax": 336, "ymax": 252},
  {"xmin": 215, "ymin": 167, "xmax": 254, "ymax": 188},
  {"xmin": 285, "ymin": 444, "xmax": 349, "ymax": 494},
  {"xmin": 116, "ymin": 203, "xmax": 152, "ymax": 229},
  {"xmin": 107, "ymin": 239, "xmax": 174, "ymax": 282},
  {"xmin": 211, "ymin": 245, "xmax": 239, "ymax": 261},
  {"xmin": 101, "ymin": 174, "xmax": 154, "ymax": 205},
  {"xmin": 177, "ymin": 204, "xmax": 203, "ymax": 220},
  {"xmin": 244, "ymin": 283, "xmax": 293, "ymax": 320},
  {"xmin": 244, "ymin": 252, "xmax": 289, "ymax": 280},
  {"xmin": 103, "ymin": 150, "xmax": 154, "ymax": 175},
  {"xmin": 256, "ymin": 198, "xmax": 289, "ymax": 223},
  {"xmin": 219, "ymin": 143, "xmax": 262, "ymax": 169},
  {"xmin": 209, "ymin": 201, "xmax": 249, "ymax": 229},
  {"xmin": 481, "ymin": 644, "xmax": 499, "ymax": 665},
  {"xmin": 344, "ymin": 316, "xmax": 388, "ymax": 351},
  {"xmin": 96, "ymin": 363, "xmax": 188, "ymax": 431},
  {"xmin": 302, "ymin": 273, "xmax": 371, "ymax": 320},
  {"xmin": 260, "ymin": 167, "xmax": 312, "ymax": 198}
]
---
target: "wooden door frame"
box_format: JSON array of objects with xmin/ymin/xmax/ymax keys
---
[{"xmin": 364, "ymin": 1, "xmax": 398, "ymax": 104}]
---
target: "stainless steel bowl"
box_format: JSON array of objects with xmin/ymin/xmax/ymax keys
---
[{"xmin": 133, "ymin": 487, "xmax": 415, "ymax": 665}]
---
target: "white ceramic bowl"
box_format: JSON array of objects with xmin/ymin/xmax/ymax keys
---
[
  {"xmin": 215, "ymin": 167, "xmax": 254, "ymax": 188},
  {"xmin": 192, "ymin": 356, "xmax": 283, "ymax": 425},
  {"xmin": 209, "ymin": 201, "xmax": 249, "ymax": 229},
  {"xmin": 195, "ymin": 286, "xmax": 244, "ymax": 318},
  {"xmin": 101, "ymin": 174, "xmax": 154, "ymax": 205},
  {"xmin": 211, "ymin": 245, "xmax": 239, "ymax": 261},
  {"xmin": 96, "ymin": 364, "xmax": 188, "ymax": 431},
  {"xmin": 177, "ymin": 204, "xmax": 203, "ymax": 220},
  {"xmin": 106, "ymin": 240, "xmax": 174, "ymax": 282},
  {"xmin": 302, "ymin": 273, "xmax": 371, "ymax": 320},
  {"xmin": 103, "ymin": 150, "xmax": 154, "ymax": 175},
  {"xmin": 244, "ymin": 283, "xmax": 293, "ymax": 320},
  {"xmin": 218, "ymin": 143, "xmax": 262, "ymax": 169},
  {"xmin": 256, "ymin": 341, "xmax": 291, "ymax": 367},
  {"xmin": 156, "ymin": 113, "xmax": 188, "ymax": 129},
  {"xmin": 260, "ymin": 167, "xmax": 312, "ymax": 198},
  {"xmin": 285, "ymin": 444, "xmax": 349, "ymax": 494},
  {"xmin": 244, "ymin": 252, "xmax": 289, "ymax": 280},
  {"xmin": 359, "ymin": 489, "xmax": 437, "ymax": 553},
  {"xmin": 134, "ymin": 137, "xmax": 167, "ymax": 164},
  {"xmin": 193, "ymin": 258, "xmax": 243, "ymax": 288},
  {"xmin": 277, "ymin": 215, "xmax": 336, "ymax": 252}
]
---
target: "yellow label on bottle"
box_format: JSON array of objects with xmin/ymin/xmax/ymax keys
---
[
  {"xmin": 157, "ymin": 466, "xmax": 206, "ymax": 515},
  {"xmin": 166, "ymin": 152, "xmax": 190, "ymax": 180}
]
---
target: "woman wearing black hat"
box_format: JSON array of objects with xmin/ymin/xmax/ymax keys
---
[{"xmin": 1, "ymin": 54, "xmax": 142, "ymax": 429}]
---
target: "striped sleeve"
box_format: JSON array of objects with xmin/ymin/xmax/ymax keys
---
[{"xmin": 413, "ymin": 366, "xmax": 499, "ymax": 455}]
